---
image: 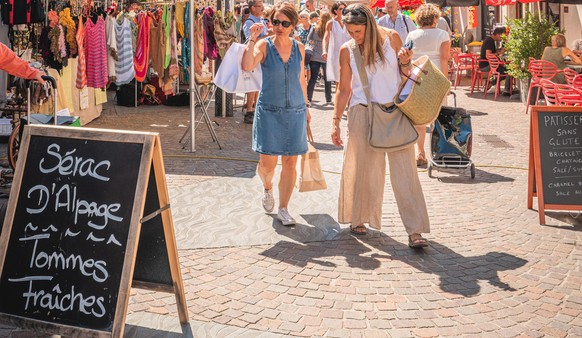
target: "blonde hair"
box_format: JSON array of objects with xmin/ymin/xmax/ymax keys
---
[
  {"xmin": 299, "ymin": 10, "xmax": 310, "ymax": 19},
  {"xmin": 342, "ymin": 3, "xmax": 384, "ymax": 68},
  {"xmin": 414, "ymin": 4, "xmax": 440, "ymax": 27}
]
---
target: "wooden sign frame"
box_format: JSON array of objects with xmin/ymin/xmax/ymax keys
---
[
  {"xmin": 0, "ymin": 125, "xmax": 188, "ymax": 337},
  {"xmin": 528, "ymin": 106, "xmax": 582, "ymax": 225}
]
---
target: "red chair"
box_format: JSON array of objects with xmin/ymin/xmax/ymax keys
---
[
  {"xmin": 484, "ymin": 54, "xmax": 512, "ymax": 100},
  {"xmin": 555, "ymin": 84, "xmax": 582, "ymax": 106},
  {"xmin": 470, "ymin": 59, "xmax": 490, "ymax": 96},
  {"xmin": 450, "ymin": 53, "xmax": 475, "ymax": 89},
  {"xmin": 563, "ymin": 67, "xmax": 578, "ymax": 85},
  {"xmin": 572, "ymin": 74, "xmax": 582, "ymax": 88},
  {"xmin": 526, "ymin": 59, "xmax": 561, "ymax": 113},
  {"xmin": 539, "ymin": 79, "xmax": 558, "ymax": 106}
]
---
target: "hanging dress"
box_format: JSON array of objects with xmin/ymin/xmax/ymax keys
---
[
  {"xmin": 134, "ymin": 12, "xmax": 150, "ymax": 82},
  {"xmin": 149, "ymin": 15, "xmax": 165, "ymax": 80},
  {"xmin": 114, "ymin": 17, "xmax": 135, "ymax": 86},
  {"xmin": 85, "ymin": 16, "xmax": 108, "ymax": 88},
  {"xmin": 163, "ymin": 5, "xmax": 171, "ymax": 68},
  {"xmin": 105, "ymin": 15, "xmax": 117, "ymax": 83},
  {"xmin": 181, "ymin": 2, "xmax": 191, "ymax": 83},
  {"xmin": 75, "ymin": 18, "xmax": 87, "ymax": 89},
  {"xmin": 326, "ymin": 19, "xmax": 350, "ymax": 82}
]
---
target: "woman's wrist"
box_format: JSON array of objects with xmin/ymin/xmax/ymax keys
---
[{"xmin": 399, "ymin": 58, "xmax": 412, "ymax": 67}]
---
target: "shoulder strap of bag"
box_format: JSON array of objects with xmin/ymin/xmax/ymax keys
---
[
  {"xmin": 350, "ymin": 40, "xmax": 373, "ymax": 119},
  {"xmin": 401, "ymin": 15, "xmax": 409, "ymax": 34}
]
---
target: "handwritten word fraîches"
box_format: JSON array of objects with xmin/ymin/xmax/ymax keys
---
[
  {"xmin": 26, "ymin": 183, "xmax": 123, "ymax": 230},
  {"xmin": 8, "ymin": 276, "xmax": 106, "ymax": 318},
  {"xmin": 39, "ymin": 143, "xmax": 111, "ymax": 182}
]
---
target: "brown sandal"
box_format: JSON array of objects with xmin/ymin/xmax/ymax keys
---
[
  {"xmin": 350, "ymin": 224, "xmax": 367, "ymax": 236},
  {"xmin": 408, "ymin": 235, "xmax": 429, "ymax": 249},
  {"xmin": 417, "ymin": 153, "xmax": 428, "ymax": 167}
]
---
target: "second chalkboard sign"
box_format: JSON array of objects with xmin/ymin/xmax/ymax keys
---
[
  {"xmin": 0, "ymin": 125, "xmax": 188, "ymax": 337},
  {"xmin": 529, "ymin": 106, "xmax": 582, "ymax": 224}
]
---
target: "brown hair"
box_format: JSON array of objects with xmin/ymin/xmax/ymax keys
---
[
  {"xmin": 270, "ymin": 2, "xmax": 299, "ymax": 27},
  {"xmin": 414, "ymin": 4, "xmax": 440, "ymax": 27},
  {"xmin": 552, "ymin": 34, "xmax": 566, "ymax": 48},
  {"xmin": 342, "ymin": 3, "xmax": 384, "ymax": 68},
  {"xmin": 316, "ymin": 12, "xmax": 331, "ymax": 38}
]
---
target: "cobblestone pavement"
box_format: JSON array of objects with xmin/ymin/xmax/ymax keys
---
[{"xmin": 2, "ymin": 78, "xmax": 582, "ymax": 337}]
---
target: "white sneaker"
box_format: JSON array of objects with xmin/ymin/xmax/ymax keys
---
[
  {"xmin": 262, "ymin": 189, "xmax": 274, "ymax": 213},
  {"xmin": 277, "ymin": 208, "xmax": 296, "ymax": 226}
]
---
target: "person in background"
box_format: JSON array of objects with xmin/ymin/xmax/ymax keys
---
[
  {"xmin": 377, "ymin": 0, "xmax": 416, "ymax": 43},
  {"xmin": 330, "ymin": 3, "xmax": 430, "ymax": 248},
  {"xmin": 242, "ymin": 0, "xmax": 269, "ymax": 124},
  {"xmin": 296, "ymin": 10, "xmax": 312, "ymax": 81},
  {"xmin": 240, "ymin": 5, "xmax": 251, "ymax": 42},
  {"xmin": 322, "ymin": 2, "xmax": 349, "ymax": 87},
  {"xmin": 542, "ymin": 33, "xmax": 582, "ymax": 84},
  {"xmin": 0, "ymin": 42, "xmax": 45, "ymax": 83},
  {"xmin": 479, "ymin": 27, "xmax": 511, "ymax": 94},
  {"xmin": 307, "ymin": 12, "xmax": 332, "ymax": 104},
  {"xmin": 234, "ymin": 4, "xmax": 242, "ymax": 42},
  {"xmin": 405, "ymin": 3, "xmax": 450, "ymax": 167},
  {"xmin": 309, "ymin": 11, "xmax": 319, "ymax": 25},
  {"xmin": 375, "ymin": 8, "xmax": 386, "ymax": 22},
  {"xmin": 304, "ymin": 0, "xmax": 315, "ymax": 13},
  {"xmin": 571, "ymin": 30, "xmax": 582, "ymax": 57},
  {"xmin": 242, "ymin": 2, "xmax": 311, "ymax": 226}
]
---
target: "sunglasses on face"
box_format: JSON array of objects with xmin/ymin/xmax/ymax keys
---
[{"xmin": 272, "ymin": 19, "xmax": 292, "ymax": 28}]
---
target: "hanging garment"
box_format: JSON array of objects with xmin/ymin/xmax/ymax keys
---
[
  {"xmin": 105, "ymin": 15, "xmax": 117, "ymax": 83},
  {"xmin": 114, "ymin": 17, "xmax": 135, "ymax": 86},
  {"xmin": 134, "ymin": 12, "xmax": 150, "ymax": 82},
  {"xmin": 181, "ymin": 2, "xmax": 190, "ymax": 83},
  {"xmin": 193, "ymin": 13, "xmax": 204, "ymax": 76},
  {"xmin": 149, "ymin": 16, "xmax": 165, "ymax": 80},
  {"xmin": 59, "ymin": 8, "xmax": 77, "ymax": 56},
  {"xmin": 76, "ymin": 19, "xmax": 87, "ymax": 89},
  {"xmin": 162, "ymin": 5, "xmax": 171, "ymax": 68},
  {"xmin": 202, "ymin": 7, "xmax": 217, "ymax": 60},
  {"xmin": 85, "ymin": 16, "xmax": 108, "ymax": 88},
  {"xmin": 175, "ymin": 1, "xmax": 185, "ymax": 38},
  {"xmin": 214, "ymin": 10, "xmax": 236, "ymax": 59}
]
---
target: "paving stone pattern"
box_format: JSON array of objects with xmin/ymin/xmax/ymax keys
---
[{"xmin": 1, "ymin": 80, "xmax": 582, "ymax": 337}]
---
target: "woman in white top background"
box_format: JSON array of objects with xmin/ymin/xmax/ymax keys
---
[
  {"xmin": 330, "ymin": 3, "xmax": 431, "ymax": 248},
  {"xmin": 404, "ymin": 3, "xmax": 450, "ymax": 167},
  {"xmin": 322, "ymin": 2, "xmax": 350, "ymax": 86}
]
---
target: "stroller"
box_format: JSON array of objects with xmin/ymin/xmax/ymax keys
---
[{"xmin": 427, "ymin": 92, "xmax": 475, "ymax": 179}]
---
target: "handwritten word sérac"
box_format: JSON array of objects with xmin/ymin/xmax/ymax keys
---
[{"xmin": 39, "ymin": 143, "xmax": 111, "ymax": 182}]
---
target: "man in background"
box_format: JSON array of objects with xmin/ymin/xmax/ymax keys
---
[
  {"xmin": 377, "ymin": 0, "xmax": 416, "ymax": 43},
  {"xmin": 572, "ymin": 30, "xmax": 582, "ymax": 56}
]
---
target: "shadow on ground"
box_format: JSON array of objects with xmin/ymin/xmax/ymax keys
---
[{"xmin": 261, "ymin": 233, "xmax": 528, "ymax": 297}]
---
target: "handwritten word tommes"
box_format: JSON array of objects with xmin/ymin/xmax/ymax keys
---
[
  {"xmin": 8, "ymin": 276, "xmax": 106, "ymax": 318},
  {"xmin": 26, "ymin": 183, "xmax": 123, "ymax": 229},
  {"xmin": 39, "ymin": 144, "xmax": 111, "ymax": 182},
  {"xmin": 21, "ymin": 233, "xmax": 109, "ymax": 283}
]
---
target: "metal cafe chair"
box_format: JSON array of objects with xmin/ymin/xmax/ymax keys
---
[
  {"xmin": 539, "ymin": 79, "xmax": 558, "ymax": 106},
  {"xmin": 555, "ymin": 83, "xmax": 582, "ymax": 106},
  {"xmin": 526, "ymin": 58, "xmax": 562, "ymax": 113},
  {"xmin": 484, "ymin": 54, "xmax": 512, "ymax": 100},
  {"xmin": 470, "ymin": 59, "xmax": 490, "ymax": 96}
]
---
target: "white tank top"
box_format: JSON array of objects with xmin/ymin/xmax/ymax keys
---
[{"xmin": 348, "ymin": 37, "xmax": 401, "ymax": 108}]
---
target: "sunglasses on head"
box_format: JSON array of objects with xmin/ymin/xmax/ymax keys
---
[
  {"xmin": 342, "ymin": 7, "xmax": 364, "ymax": 16},
  {"xmin": 272, "ymin": 19, "xmax": 292, "ymax": 28}
]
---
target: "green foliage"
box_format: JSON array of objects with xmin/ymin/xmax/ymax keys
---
[{"xmin": 505, "ymin": 12, "xmax": 560, "ymax": 79}]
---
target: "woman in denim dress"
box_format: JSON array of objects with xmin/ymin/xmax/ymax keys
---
[{"xmin": 242, "ymin": 2, "xmax": 311, "ymax": 226}]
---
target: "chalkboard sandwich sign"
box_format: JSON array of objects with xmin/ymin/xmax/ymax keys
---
[
  {"xmin": 528, "ymin": 106, "xmax": 582, "ymax": 225},
  {"xmin": 0, "ymin": 125, "xmax": 188, "ymax": 337}
]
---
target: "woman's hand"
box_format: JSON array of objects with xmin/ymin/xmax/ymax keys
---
[
  {"xmin": 34, "ymin": 70, "xmax": 46, "ymax": 84},
  {"xmin": 331, "ymin": 124, "xmax": 342, "ymax": 147},
  {"xmin": 398, "ymin": 46, "xmax": 413, "ymax": 65},
  {"xmin": 249, "ymin": 23, "xmax": 263, "ymax": 41},
  {"xmin": 322, "ymin": 51, "xmax": 328, "ymax": 62}
]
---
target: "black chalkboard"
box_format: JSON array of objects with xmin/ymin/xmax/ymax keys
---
[
  {"xmin": 0, "ymin": 126, "xmax": 188, "ymax": 337},
  {"xmin": 535, "ymin": 110, "xmax": 582, "ymax": 205},
  {"xmin": 0, "ymin": 134, "xmax": 144, "ymax": 331},
  {"xmin": 133, "ymin": 164, "xmax": 172, "ymax": 287}
]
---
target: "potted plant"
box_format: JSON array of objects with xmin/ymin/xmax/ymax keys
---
[{"xmin": 505, "ymin": 11, "xmax": 560, "ymax": 103}]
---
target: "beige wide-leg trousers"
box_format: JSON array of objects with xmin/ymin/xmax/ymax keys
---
[{"xmin": 338, "ymin": 104, "xmax": 430, "ymax": 234}]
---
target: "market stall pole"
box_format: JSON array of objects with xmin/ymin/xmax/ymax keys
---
[{"xmin": 189, "ymin": 0, "xmax": 196, "ymax": 151}]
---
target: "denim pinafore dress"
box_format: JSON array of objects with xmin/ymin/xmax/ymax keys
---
[{"xmin": 252, "ymin": 37, "xmax": 308, "ymax": 156}]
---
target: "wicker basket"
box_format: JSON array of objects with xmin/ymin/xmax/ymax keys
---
[{"xmin": 395, "ymin": 55, "xmax": 451, "ymax": 125}]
